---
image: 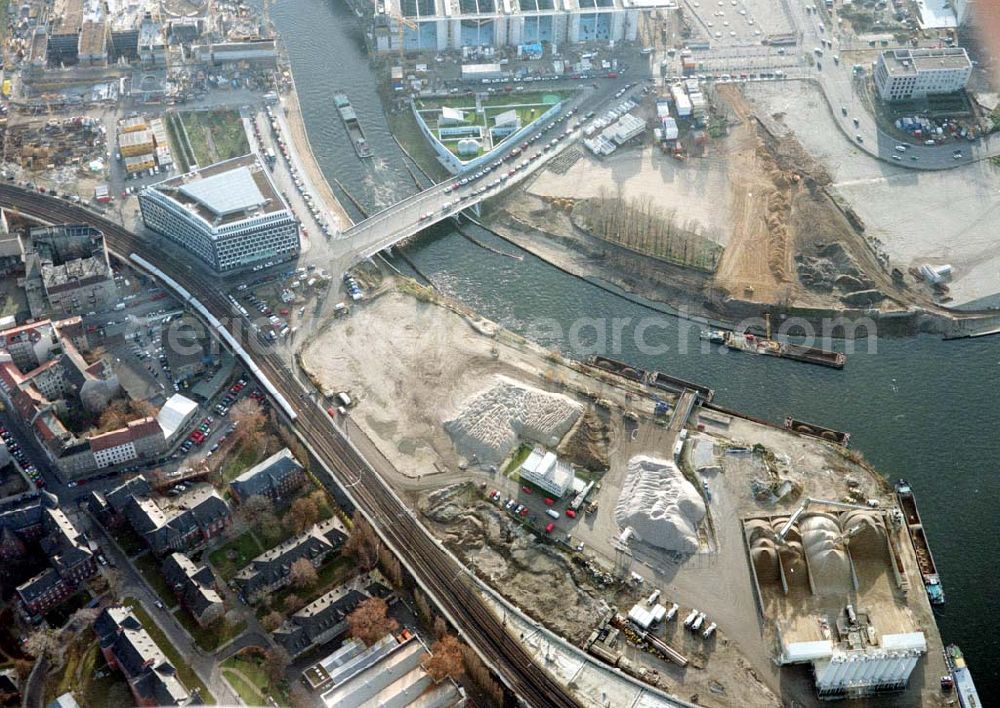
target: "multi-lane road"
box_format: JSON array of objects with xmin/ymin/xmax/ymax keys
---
[{"xmin": 0, "ymin": 183, "xmax": 580, "ymax": 708}]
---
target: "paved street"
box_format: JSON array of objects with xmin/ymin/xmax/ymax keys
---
[{"xmin": 84, "ymin": 509, "xmax": 262, "ymax": 704}]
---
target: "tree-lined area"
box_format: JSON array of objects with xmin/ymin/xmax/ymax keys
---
[{"xmin": 574, "ymin": 189, "xmax": 723, "ymax": 272}]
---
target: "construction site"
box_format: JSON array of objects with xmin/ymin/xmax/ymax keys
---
[
  {"xmin": 491, "ymin": 80, "xmax": 957, "ymax": 326},
  {"xmin": 0, "ymin": 113, "xmax": 110, "ymax": 196},
  {"xmin": 297, "ymin": 278, "xmax": 950, "ymax": 706}
]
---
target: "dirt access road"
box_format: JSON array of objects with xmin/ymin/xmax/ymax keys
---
[{"xmin": 713, "ymin": 84, "xmax": 796, "ymax": 305}]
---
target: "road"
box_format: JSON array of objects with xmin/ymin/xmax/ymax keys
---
[
  {"xmin": 672, "ymin": 0, "xmax": 995, "ymax": 170},
  {"xmin": 0, "ymin": 184, "xmax": 581, "ymax": 707},
  {"xmin": 86, "ymin": 510, "xmax": 244, "ymax": 705}
]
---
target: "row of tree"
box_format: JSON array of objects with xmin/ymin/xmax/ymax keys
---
[{"xmin": 575, "ymin": 188, "xmax": 723, "ymax": 272}]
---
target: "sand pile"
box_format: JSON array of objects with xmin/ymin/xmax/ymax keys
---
[
  {"xmin": 444, "ymin": 375, "xmax": 583, "ymax": 466},
  {"xmin": 614, "ymin": 455, "xmax": 706, "ymax": 553}
]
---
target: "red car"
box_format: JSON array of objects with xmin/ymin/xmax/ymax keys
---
[
  {"xmin": 545, "ymin": 522, "xmax": 555, "ymax": 533},
  {"xmin": 522, "ymin": 486, "xmax": 532, "ymax": 494},
  {"xmin": 543, "ymin": 497, "xmax": 555, "ymax": 506},
  {"xmin": 565, "ymin": 509, "xmax": 577, "ymax": 519},
  {"xmin": 519, "ymin": 507, "xmax": 529, "ymax": 517}
]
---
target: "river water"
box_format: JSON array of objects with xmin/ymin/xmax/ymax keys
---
[{"xmin": 272, "ymin": 0, "xmax": 999, "ymax": 694}]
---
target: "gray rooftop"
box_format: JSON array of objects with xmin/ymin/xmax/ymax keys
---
[
  {"xmin": 178, "ymin": 166, "xmax": 267, "ymax": 218},
  {"xmin": 882, "ymin": 47, "xmax": 972, "ymax": 76}
]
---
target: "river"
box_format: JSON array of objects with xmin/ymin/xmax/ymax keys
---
[{"xmin": 270, "ymin": 0, "xmax": 999, "ymax": 695}]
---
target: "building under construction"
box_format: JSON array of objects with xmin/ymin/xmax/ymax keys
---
[
  {"xmin": 374, "ymin": 0, "xmax": 677, "ymax": 54},
  {"xmin": 743, "ymin": 501, "xmax": 930, "ymax": 700}
]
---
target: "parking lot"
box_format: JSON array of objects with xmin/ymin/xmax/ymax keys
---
[
  {"xmin": 684, "ymin": 0, "xmax": 793, "ymax": 48},
  {"xmin": 173, "ymin": 373, "xmax": 262, "ymax": 462},
  {"xmin": 1, "ymin": 422, "xmax": 43, "ymax": 490},
  {"xmin": 483, "ymin": 473, "xmax": 594, "ymax": 553}
]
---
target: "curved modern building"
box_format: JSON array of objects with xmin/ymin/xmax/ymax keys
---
[{"xmin": 138, "ymin": 153, "xmax": 299, "ymax": 273}]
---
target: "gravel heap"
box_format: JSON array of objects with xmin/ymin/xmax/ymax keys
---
[
  {"xmin": 615, "ymin": 455, "xmax": 705, "ymax": 553},
  {"xmin": 444, "ymin": 375, "xmax": 583, "ymax": 466}
]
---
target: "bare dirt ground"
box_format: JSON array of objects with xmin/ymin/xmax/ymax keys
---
[
  {"xmin": 420, "ymin": 482, "xmax": 781, "ymax": 708},
  {"xmin": 713, "ymin": 85, "xmax": 793, "ymax": 305},
  {"xmin": 527, "ymin": 144, "xmax": 731, "ymax": 246},
  {"xmin": 516, "ymin": 84, "xmax": 938, "ymax": 316},
  {"xmin": 299, "ymin": 283, "xmax": 948, "ymax": 706},
  {"xmin": 297, "ymin": 284, "xmax": 653, "ymax": 481}
]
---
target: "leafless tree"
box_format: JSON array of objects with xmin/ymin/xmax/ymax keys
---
[
  {"xmin": 263, "ymin": 646, "xmax": 291, "ymax": 686},
  {"xmin": 261, "ymin": 610, "xmax": 286, "ymax": 632},
  {"xmin": 230, "ymin": 398, "xmax": 265, "ymax": 446},
  {"xmin": 289, "ymin": 557, "xmax": 318, "ymax": 589},
  {"xmin": 239, "ymin": 495, "xmax": 274, "ymax": 526},
  {"xmin": 283, "ymin": 593, "xmax": 306, "ymax": 614},
  {"xmin": 343, "ymin": 514, "xmax": 380, "ymax": 571},
  {"xmin": 287, "ymin": 496, "xmax": 319, "ymax": 535}
]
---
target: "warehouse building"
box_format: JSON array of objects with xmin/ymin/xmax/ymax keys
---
[
  {"xmin": 138, "ymin": 154, "xmax": 299, "ymax": 273},
  {"xmin": 873, "ymin": 47, "xmax": 972, "ymax": 102},
  {"xmin": 310, "ymin": 632, "xmax": 465, "ymax": 707},
  {"xmin": 374, "ymin": 0, "xmax": 676, "ymax": 53}
]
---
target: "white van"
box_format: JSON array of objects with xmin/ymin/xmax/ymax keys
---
[{"xmin": 545, "ymin": 509, "xmax": 560, "ymax": 520}]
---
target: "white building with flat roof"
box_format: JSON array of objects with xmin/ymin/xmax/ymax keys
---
[
  {"xmin": 138, "ymin": 154, "xmax": 299, "ymax": 272},
  {"xmin": 873, "ymin": 48, "xmax": 972, "ymax": 102},
  {"xmin": 520, "ymin": 446, "xmax": 575, "ymax": 497}
]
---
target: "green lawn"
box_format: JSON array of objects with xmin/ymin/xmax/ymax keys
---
[
  {"xmin": 221, "ymin": 654, "xmax": 284, "ymax": 705},
  {"xmin": 123, "ymin": 599, "xmax": 215, "ymax": 703},
  {"xmin": 133, "ymin": 553, "xmax": 178, "ymax": 609},
  {"xmin": 262, "ymin": 555, "xmax": 355, "ymax": 618},
  {"xmin": 386, "ymin": 110, "xmax": 450, "ymax": 182},
  {"xmin": 173, "ymin": 607, "xmax": 247, "ymax": 652},
  {"xmin": 503, "ymin": 444, "xmax": 532, "ymax": 478},
  {"xmin": 178, "ymin": 110, "xmax": 249, "ymax": 166},
  {"xmin": 220, "ymin": 443, "xmax": 268, "ymax": 483},
  {"xmin": 209, "ymin": 531, "xmax": 263, "ymax": 581}
]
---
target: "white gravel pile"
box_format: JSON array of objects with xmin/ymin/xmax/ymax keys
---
[
  {"xmin": 615, "ymin": 455, "xmax": 706, "ymax": 553},
  {"xmin": 444, "ymin": 375, "xmax": 583, "ymax": 466}
]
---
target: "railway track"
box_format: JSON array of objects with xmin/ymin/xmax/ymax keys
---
[{"xmin": 0, "ymin": 185, "xmax": 579, "ymax": 708}]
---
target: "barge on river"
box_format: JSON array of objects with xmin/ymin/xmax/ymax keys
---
[
  {"xmin": 700, "ymin": 329, "xmax": 845, "ymax": 369},
  {"xmin": 334, "ymin": 93, "xmax": 373, "ymax": 159},
  {"xmin": 895, "ymin": 479, "xmax": 945, "ymax": 605}
]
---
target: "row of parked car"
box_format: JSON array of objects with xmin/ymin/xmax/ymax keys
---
[
  {"xmin": 215, "ymin": 375, "xmax": 249, "ymax": 416},
  {"xmin": 1, "ymin": 425, "xmax": 42, "ymax": 487}
]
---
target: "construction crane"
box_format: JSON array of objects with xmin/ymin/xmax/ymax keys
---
[
  {"xmin": 392, "ymin": 11, "xmax": 418, "ymax": 59},
  {"xmin": 775, "ymin": 497, "xmax": 875, "ymax": 544}
]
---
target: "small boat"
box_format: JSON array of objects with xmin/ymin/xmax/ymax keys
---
[{"xmin": 699, "ymin": 329, "xmax": 726, "ymax": 344}]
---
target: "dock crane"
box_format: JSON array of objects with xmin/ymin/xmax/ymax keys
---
[{"xmin": 774, "ymin": 497, "xmax": 876, "ymax": 545}]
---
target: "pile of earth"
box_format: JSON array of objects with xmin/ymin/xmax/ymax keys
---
[
  {"xmin": 615, "ymin": 456, "xmax": 706, "ymax": 553},
  {"xmin": 795, "ymin": 242, "xmax": 878, "ymax": 299},
  {"xmin": 444, "ymin": 375, "xmax": 582, "ymax": 467},
  {"xmin": 557, "ymin": 408, "xmax": 611, "ymax": 472}
]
